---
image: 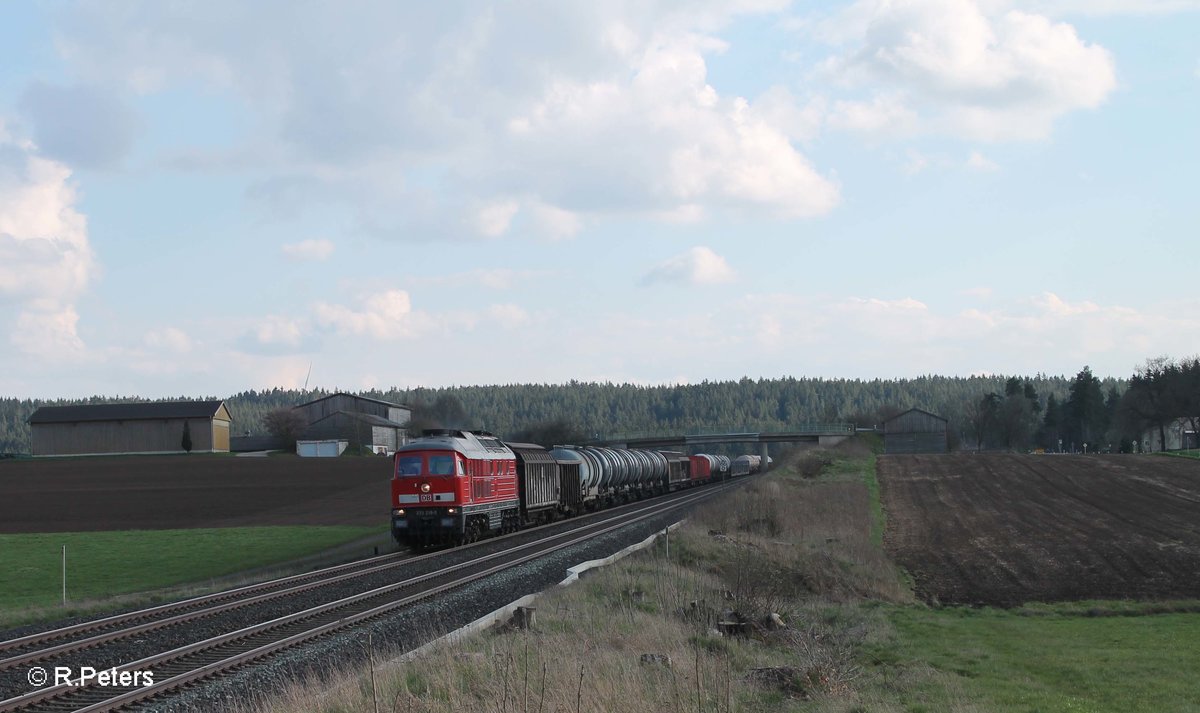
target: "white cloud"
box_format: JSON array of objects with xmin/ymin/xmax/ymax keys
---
[
  {"xmin": 1027, "ymin": 291, "xmax": 1100, "ymax": 317},
  {"xmin": 144, "ymin": 327, "xmax": 193, "ymax": 353},
  {"xmin": 235, "ymin": 285, "xmax": 545, "ymax": 358},
  {"xmin": 504, "ymin": 38, "xmax": 840, "ymax": 219},
  {"xmin": 966, "ymin": 150, "xmax": 1000, "ymax": 171},
  {"xmin": 655, "ymin": 204, "xmax": 708, "ymax": 224},
  {"xmin": 0, "ymin": 127, "xmax": 96, "ymax": 357},
  {"xmin": 1015, "ymin": 1, "xmax": 1200, "ymax": 16},
  {"xmin": 828, "ymin": 94, "xmax": 918, "ymax": 135},
  {"xmin": 817, "ymin": 0, "xmax": 1117, "ymax": 141},
  {"xmin": 281, "ymin": 238, "xmax": 335, "ymax": 262},
  {"xmin": 748, "ymin": 86, "xmax": 826, "ymax": 142},
  {"xmin": 903, "ymin": 149, "xmax": 931, "ymax": 175},
  {"xmin": 527, "ymin": 200, "xmax": 582, "ymax": 240},
  {"xmin": 252, "ymin": 315, "xmax": 308, "ymax": 348},
  {"xmin": 408, "ymin": 268, "xmax": 556, "ymax": 290},
  {"xmin": 11, "ymin": 304, "xmax": 85, "ymax": 360},
  {"xmin": 314, "ymin": 289, "xmax": 416, "ymax": 340},
  {"xmin": 474, "ymin": 200, "xmax": 520, "ymax": 238},
  {"xmin": 642, "ymin": 246, "xmax": 736, "ymax": 286},
  {"xmin": 474, "ymin": 269, "xmax": 546, "ymax": 290},
  {"xmin": 485, "ymin": 303, "xmax": 531, "ymax": 327},
  {"xmin": 755, "ymin": 314, "xmax": 785, "ymax": 346}
]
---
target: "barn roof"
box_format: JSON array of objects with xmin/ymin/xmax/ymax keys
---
[
  {"xmin": 29, "ymin": 400, "xmax": 230, "ymax": 425},
  {"xmin": 883, "ymin": 408, "xmax": 948, "ymax": 424},
  {"xmin": 297, "ymin": 392, "xmax": 409, "ymax": 410}
]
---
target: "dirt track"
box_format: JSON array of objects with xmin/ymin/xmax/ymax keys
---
[
  {"xmin": 0, "ymin": 455, "xmax": 393, "ymax": 533},
  {"xmin": 879, "ymin": 454, "xmax": 1200, "ymax": 606}
]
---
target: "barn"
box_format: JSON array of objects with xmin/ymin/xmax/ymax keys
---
[
  {"xmin": 883, "ymin": 408, "xmax": 948, "ymax": 454},
  {"xmin": 28, "ymin": 401, "xmax": 234, "ymax": 457},
  {"xmin": 295, "ymin": 393, "xmax": 410, "ymax": 455}
]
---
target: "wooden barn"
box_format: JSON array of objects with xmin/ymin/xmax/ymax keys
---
[
  {"xmin": 295, "ymin": 393, "xmax": 410, "ymax": 455},
  {"xmin": 28, "ymin": 401, "xmax": 234, "ymax": 457},
  {"xmin": 883, "ymin": 408, "xmax": 948, "ymax": 454}
]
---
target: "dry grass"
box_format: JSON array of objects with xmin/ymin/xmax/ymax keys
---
[{"xmin": 248, "ymin": 439, "xmax": 934, "ymax": 713}]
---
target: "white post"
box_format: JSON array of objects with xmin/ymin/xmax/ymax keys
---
[
  {"xmin": 664, "ymin": 527, "xmax": 669, "ymax": 561},
  {"xmin": 61, "ymin": 544, "xmax": 66, "ymax": 606}
]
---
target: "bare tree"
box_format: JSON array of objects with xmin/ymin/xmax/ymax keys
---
[
  {"xmin": 264, "ymin": 407, "xmax": 307, "ymax": 449},
  {"xmin": 964, "ymin": 393, "xmax": 1001, "ymax": 450}
]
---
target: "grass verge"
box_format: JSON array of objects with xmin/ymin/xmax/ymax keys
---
[{"xmin": 0, "ymin": 525, "xmax": 381, "ymax": 627}]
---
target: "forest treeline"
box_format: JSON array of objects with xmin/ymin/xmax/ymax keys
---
[
  {"xmin": 1, "ymin": 358, "xmax": 1193, "ymax": 455},
  {"xmin": 0, "ymin": 374, "xmax": 1076, "ymax": 454},
  {"xmin": 964, "ymin": 357, "xmax": 1198, "ymax": 453}
]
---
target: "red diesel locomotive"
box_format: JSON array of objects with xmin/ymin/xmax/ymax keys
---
[{"xmin": 391, "ymin": 430, "xmax": 520, "ymax": 544}]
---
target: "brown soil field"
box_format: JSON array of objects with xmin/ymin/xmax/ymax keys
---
[
  {"xmin": 879, "ymin": 454, "xmax": 1200, "ymax": 607},
  {"xmin": 0, "ymin": 455, "xmax": 393, "ymax": 533}
]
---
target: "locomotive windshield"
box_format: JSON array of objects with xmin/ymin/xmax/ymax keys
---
[
  {"xmin": 397, "ymin": 456, "xmax": 422, "ymax": 476},
  {"xmin": 429, "ymin": 455, "xmax": 455, "ymax": 475},
  {"xmin": 396, "ymin": 453, "xmax": 459, "ymax": 476}
]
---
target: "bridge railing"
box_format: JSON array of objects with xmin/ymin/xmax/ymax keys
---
[{"xmin": 585, "ymin": 423, "xmax": 855, "ymax": 444}]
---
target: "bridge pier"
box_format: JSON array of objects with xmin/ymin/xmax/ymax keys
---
[{"xmin": 760, "ymin": 442, "xmax": 769, "ymax": 471}]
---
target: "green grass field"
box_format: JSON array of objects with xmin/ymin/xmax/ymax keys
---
[
  {"xmin": 0, "ymin": 525, "xmax": 381, "ymax": 620},
  {"xmin": 866, "ymin": 602, "xmax": 1200, "ymax": 712}
]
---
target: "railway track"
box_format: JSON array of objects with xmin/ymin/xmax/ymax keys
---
[
  {"xmin": 0, "ymin": 552, "xmax": 414, "ymax": 671},
  {"xmin": 0, "ymin": 482, "xmax": 733, "ymax": 712}
]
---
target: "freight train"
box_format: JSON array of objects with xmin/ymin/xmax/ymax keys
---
[{"xmin": 389, "ymin": 429, "xmax": 762, "ymax": 546}]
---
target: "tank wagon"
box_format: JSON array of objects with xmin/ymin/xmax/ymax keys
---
[
  {"xmin": 731, "ymin": 454, "xmax": 763, "ymax": 477},
  {"xmin": 390, "ymin": 429, "xmax": 761, "ymax": 547}
]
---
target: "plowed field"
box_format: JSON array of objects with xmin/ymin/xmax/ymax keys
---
[
  {"xmin": 0, "ymin": 455, "xmax": 392, "ymax": 533},
  {"xmin": 879, "ymin": 454, "xmax": 1200, "ymax": 606}
]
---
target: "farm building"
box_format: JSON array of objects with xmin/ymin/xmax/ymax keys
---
[
  {"xmin": 28, "ymin": 401, "xmax": 234, "ymax": 457},
  {"xmin": 295, "ymin": 393, "xmax": 410, "ymax": 455},
  {"xmin": 1141, "ymin": 417, "xmax": 1199, "ymax": 452},
  {"xmin": 883, "ymin": 408, "xmax": 948, "ymax": 454}
]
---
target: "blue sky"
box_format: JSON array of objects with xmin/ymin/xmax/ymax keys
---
[{"xmin": 1, "ymin": 0, "xmax": 1197, "ymax": 399}]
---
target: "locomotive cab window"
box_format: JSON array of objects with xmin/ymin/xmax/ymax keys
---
[
  {"xmin": 397, "ymin": 456, "xmax": 422, "ymax": 476},
  {"xmin": 429, "ymin": 455, "xmax": 455, "ymax": 475}
]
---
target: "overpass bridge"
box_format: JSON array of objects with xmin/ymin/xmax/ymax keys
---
[{"xmin": 586, "ymin": 423, "xmax": 856, "ymax": 465}]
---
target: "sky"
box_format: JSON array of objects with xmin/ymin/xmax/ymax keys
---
[{"xmin": 1, "ymin": 0, "xmax": 1198, "ymax": 399}]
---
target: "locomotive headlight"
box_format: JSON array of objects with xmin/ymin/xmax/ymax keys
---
[
  {"xmin": 394, "ymin": 509, "xmax": 405, "ymax": 517},
  {"xmin": 420, "ymin": 482, "xmax": 431, "ymax": 493},
  {"xmin": 447, "ymin": 508, "xmax": 456, "ymax": 514}
]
